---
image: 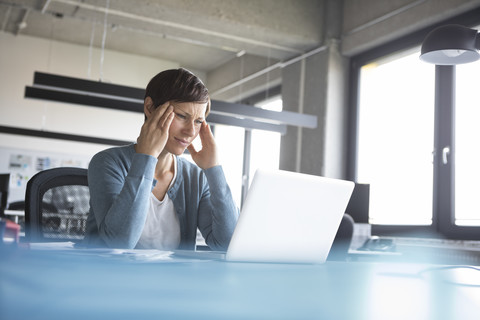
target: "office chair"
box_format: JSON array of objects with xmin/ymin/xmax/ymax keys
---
[
  {"xmin": 344, "ymin": 183, "xmax": 370, "ymax": 224},
  {"xmin": 0, "ymin": 173, "xmax": 10, "ymax": 218},
  {"xmin": 7, "ymin": 200, "xmax": 25, "ymax": 211},
  {"xmin": 327, "ymin": 183, "xmax": 371, "ymax": 261},
  {"xmin": 25, "ymin": 167, "xmax": 89, "ymax": 242}
]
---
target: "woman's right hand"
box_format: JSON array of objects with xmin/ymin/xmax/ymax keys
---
[{"xmin": 135, "ymin": 101, "xmax": 174, "ymax": 158}]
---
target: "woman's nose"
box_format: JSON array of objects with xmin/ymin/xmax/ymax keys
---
[{"xmin": 182, "ymin": 120, "xmax": 196, "ymax": 135}]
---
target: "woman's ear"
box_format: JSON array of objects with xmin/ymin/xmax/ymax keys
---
[{"xmin": 144, "ymin": 97, "xmax": 154, "ymax": 118}]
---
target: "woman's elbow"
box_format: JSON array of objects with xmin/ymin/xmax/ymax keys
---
[{"xmin": 99, "ymin": 227, "xmax": 139, "ymax": 249}]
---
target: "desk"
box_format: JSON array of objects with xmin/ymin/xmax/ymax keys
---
[{"xmin": 1, "ymin": 244, "xmax": 479, "ymax": 320}]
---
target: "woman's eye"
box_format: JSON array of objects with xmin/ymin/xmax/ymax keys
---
[
  {"xmin": 176, "ymin": 113, "xmax": 186, "ymax": 120},
  {"xmin": 195, "ymin": 120, "xmax": 204, "ymax": 125}
]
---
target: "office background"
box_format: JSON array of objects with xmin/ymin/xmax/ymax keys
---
[{"xmin": 1, "ymin": 0, "xmax": 480, "ymax": 236}]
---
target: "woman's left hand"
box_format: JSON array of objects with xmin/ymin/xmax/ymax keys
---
[{"xmin": 187, "ymin": 122, "xmax": 220, "ymax": 170}]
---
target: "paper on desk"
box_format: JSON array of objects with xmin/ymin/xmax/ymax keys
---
[
  {"xmin": 28, "ymin": 241, "xmax": 77, "ymax": 250},
  {"xmin": 28, "ymin": 242, "xmax": 174, "ymax": 262},
  {"xmin": 110, "ymin": 249, "xmax": 174, "ymax": 262}
]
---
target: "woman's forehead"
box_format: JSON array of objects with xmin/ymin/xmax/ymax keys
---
[{"xmin": 172, "ymin": 101, "xmax": 207, "ymax": 116}]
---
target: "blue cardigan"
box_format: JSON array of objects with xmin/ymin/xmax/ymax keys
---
[{"xmin": 83, "ymin": 144, "xmax": 239, "ymax": 250}]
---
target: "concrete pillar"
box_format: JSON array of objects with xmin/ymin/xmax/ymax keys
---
[{"xmin": 279, "ymin": 0, "xmax": 349, "ymax": 179}]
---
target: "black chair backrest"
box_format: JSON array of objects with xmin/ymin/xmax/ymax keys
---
[
  {"xmin": 7, "ymin": 201, "xmax": 25, "ymax": 211},
  {"xmin": 25, "ymin": 167, "xmax": 89, "ymax": 242},
  {"xmin": 0, "ymin": 173, "xmax": 10, "ymax": 217}
]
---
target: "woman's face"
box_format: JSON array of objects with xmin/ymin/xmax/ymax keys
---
[{"xmin": 164, "ymin": 101, "xmax": 208, "ymax": 155}]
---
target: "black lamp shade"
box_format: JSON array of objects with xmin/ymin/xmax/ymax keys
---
[{"xmin": 420, "ymin": 24, "xmax": 480, "ymax": 65}]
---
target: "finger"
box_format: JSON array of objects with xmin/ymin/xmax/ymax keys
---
[
  {"xmin": 187, "ymin": 143, "xmax": 198, "ymax": 156},
  {"xmin": 199, "ymin": 122, "xmax": 214, "ymax": 144},
  {"xmin": 205, "ymin": 122, "xmax": 214, "ymax": 136},
  {"xmin": 159, "ymin": 105, "xmax": 174, "ymax": 127},
  {"xmin": 148, "ymin": 101, "xmax": 171, "ymax": 124},
  {"xmin": 197, "ymin": 121, "xmax": 208, "ymax": 137}
]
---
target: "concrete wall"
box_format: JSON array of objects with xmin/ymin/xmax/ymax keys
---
[
  {"xmin": 207, "ymin": 53, "xmax": 282, "ymax": 102},
  {"xmin": 342, "ymin": 0, "xmax": 480, "ymax": 56}
]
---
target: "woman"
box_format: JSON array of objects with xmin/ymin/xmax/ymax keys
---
[{"xmin": 83, "ymin": 68, "xmax": 239, "ymax": 250}]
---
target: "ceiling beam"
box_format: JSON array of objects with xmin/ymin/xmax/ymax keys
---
[{"xmin": 51, "ymin": 0, "xmax": 303, "ymax": 54}]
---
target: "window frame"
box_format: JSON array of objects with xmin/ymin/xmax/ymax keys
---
[{"xmin": 347, "ymin": 7, "xmax": 480, "ymax": 240}]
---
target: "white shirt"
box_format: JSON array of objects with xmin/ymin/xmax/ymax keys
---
[{"xmin": 136, "ymin": 156, "xmax": 181, "ymax": 250}]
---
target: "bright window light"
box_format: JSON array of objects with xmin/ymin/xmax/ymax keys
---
[
  {"xmin": 213, "ymin": 125, "xmax": 245, "ymax": 207},
  {"xmin": 358, "ymin": 50, "xmax": 435, "ymax": 225},
  {"xmin": 249, "ymin": 97, "xmax": 282, "ymax": 181}
]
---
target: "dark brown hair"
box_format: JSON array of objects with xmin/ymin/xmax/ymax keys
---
[{"xmin": 144, "ymin": 68, "xmax": 210, "ymax": 115}]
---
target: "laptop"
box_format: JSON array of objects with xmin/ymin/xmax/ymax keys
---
[{"xmin": 175, "ymin": 169, "xmax": 354, "ymax": 264}]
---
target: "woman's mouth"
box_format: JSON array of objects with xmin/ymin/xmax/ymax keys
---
[{"xmin": 174, "ymin": 137, "xmax": 190, "ymax": 147}]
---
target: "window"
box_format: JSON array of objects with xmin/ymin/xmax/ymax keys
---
[
  {"xmin": 214, "ymin": 125, "xmax": 246, "ymax": 207},
  {"xmin": 357, "ymin": 50, "xmax": 435, "ymax": 225},
  {"xmin": 350, "ymin": 13, "xmax": 480, "ymax": 239},
  {"xmin": 242, "ymin": 96, "xmax": 283, "ymax": 205},
  {"xmin": 249, "ymin": 97, "xmax": 282, "ymax": 180}
]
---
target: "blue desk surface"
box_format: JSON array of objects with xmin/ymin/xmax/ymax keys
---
[{"xmin": 1, "ymin": 244, "xmax": 479, "ymax": 320}]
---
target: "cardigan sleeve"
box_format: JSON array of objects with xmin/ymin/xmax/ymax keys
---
[
  {"xmin": 197, "ymin": 165, "xmax": 239, "ymax": 251},
  {"xmin": 87, "ymin": 150, "xmax": 157, "ymax": 248}
]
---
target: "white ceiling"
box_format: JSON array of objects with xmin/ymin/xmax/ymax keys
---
[{"xmin": 0, "ymin": 0, "xmax": 324, "ymax": 73}]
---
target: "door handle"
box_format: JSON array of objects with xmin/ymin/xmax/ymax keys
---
[{"xmin": 442, "ymin": 146, "xmax": 450, "ymax": 165}]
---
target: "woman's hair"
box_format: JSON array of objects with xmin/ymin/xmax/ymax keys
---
[{"xmin": 144, "ymin": 68, "xmax": 210, "ymax": 115}]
